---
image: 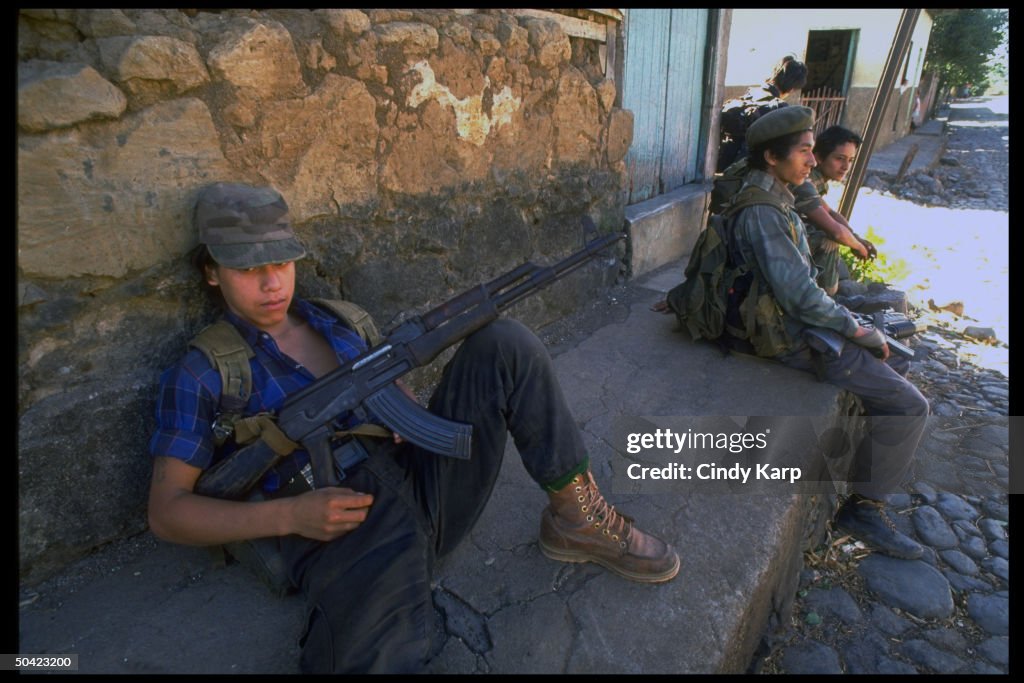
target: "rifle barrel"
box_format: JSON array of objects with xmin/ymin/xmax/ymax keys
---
[
  {"xmin": 420, "ymin": 262, "xmax": 538, "ymax": 330},
  {"xmin": 493, "ymin": 232, "xmax": 623, "ymax": 310}
]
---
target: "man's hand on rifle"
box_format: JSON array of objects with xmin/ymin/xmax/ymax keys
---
[
  {"xmin": 285, "ymin": 487, "xmax": 374, "ymax": 542},
  {"xmin": 852, "ymin": 324, "xmax": 890, "ymax": 361}
]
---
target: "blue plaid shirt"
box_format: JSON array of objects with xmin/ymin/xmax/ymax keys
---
[{"xmin": 149, "ymin": 298, "xmax": 369, "ymax": 492}]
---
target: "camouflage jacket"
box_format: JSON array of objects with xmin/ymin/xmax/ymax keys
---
[{"xmin": 731, "ymin": 169, "xmax": 858, "ymax": 353}]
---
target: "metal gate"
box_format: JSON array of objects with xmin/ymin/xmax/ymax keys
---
[{"xmin": 802, "ymin": 86, "xmax": 847, "ymax": 137}]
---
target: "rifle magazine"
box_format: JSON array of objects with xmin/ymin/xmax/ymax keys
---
[{"xmin": 365, "ymin": 384, "xmax": 473, "ymax": 459}]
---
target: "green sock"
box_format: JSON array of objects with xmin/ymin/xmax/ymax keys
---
[{"xmin": 541, "ymin": 457, "xmax": 590, "ymax": 493}]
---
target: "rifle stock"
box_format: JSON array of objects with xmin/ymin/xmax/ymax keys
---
[{"xmin": 195, "ymin": 228, "xmax": 625, "ymax": 497}]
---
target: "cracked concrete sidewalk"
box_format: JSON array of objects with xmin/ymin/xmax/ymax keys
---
[{"xmin": 18, "ymin": 261, "xmax": 852, "ymax": 674}]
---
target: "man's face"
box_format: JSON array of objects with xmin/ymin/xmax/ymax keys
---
[
  {"xmin": 206, "ymin": 261, "xmax": 296, "ymax": 331},
  {"xmin": 767, "ymin": 131, "xmax": 816, "ymax": 187},
  {"xmin": 816, "ymin": 142, "xmax": 858, "ymax": 182}
]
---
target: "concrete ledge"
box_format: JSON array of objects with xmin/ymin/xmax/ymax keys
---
[
  {"xmin": 913, "ymin": 119, "xmax": 946, "ymax": 136},
  {"xmin": 625, "ymin": 183, "xmax": 709, "ymax": 278}
]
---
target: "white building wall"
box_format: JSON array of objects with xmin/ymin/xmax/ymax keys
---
[{"xmin": 725, "ymin": 9, "xmax": 932, "ymax": 90}]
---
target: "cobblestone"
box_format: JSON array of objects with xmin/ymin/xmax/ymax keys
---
[{"xmin": 755, "ymin": 97, "xmax": 1009, "ymax": 674}]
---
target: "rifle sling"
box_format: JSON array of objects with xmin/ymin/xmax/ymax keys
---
[
  {"xmin": 232, "ymin": 413, "xmax": 301, "ymax": 455},
  {"xmin": 232, "ymin": 413, "xmax": 391, "ymax": 459}
]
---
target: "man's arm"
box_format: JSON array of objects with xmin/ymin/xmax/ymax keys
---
[
  {"xmin": 803, "ymin": 204, "xmax": 870, "ymax": 259},
  {"xmin": 823, "ymin": 198, "xmax": 877, "ymax": 259},
  {"xmin": 792, "ymin": 179, "xmax": 872, "ymax": 260},
  {"xmin": 739, "ymin": 206, "xmax": 888, "ymax": 356},
  {"xmin": 148, "ymin": 456, "xmax": 374, "ymax": 545}
]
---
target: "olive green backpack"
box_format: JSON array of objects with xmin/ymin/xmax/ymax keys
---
[
  {"xmin": 709, "ymin": 157, "xmax": 751, "ymax": 216},
  {"xmin": 666, "ymin": 186, "xmax": 797, "ymax": 357}
]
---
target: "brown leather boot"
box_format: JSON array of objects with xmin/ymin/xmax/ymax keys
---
[{"xmin": 539, "ymin": 470, "xmax": 680, "ymax": 583}]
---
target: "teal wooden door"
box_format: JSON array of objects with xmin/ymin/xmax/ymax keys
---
[{"xmin": 622, "ymin": 9, "xmax": 710, "ymax": 204}]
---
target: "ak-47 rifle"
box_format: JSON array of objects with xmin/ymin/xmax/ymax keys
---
[
  {"xmin": 194, "ymin": 226, "xmax": 624, "ymax": 499},
  {"xmin": 803, "ymin": 309, "xmax": 926, "ymax": 360},
  {"xmin": 855, "ymin": 310, "xmax": 926, "ymax": 359}
]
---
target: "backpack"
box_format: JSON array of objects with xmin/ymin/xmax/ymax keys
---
[
  {"xmin": 188, "ymin": 298, "xmax": 382, "ymax": 597},
  {"xmin": 666, "ymin": 186, "xmax": 794, "ymax": 355},
  {"xmin": 709, "ymin": 157, "xmax": 750, "ymax": 216},
  {"xmin": 717, "ymin": 87, "xmax": 788, "ymax": 171}
]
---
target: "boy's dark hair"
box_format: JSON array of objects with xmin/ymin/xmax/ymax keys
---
[
  {"xmin": 747, "ymin": 131, "xmax": 808, "ymax": 172},
  {"xmin": 813, "ymin": 125, "xmax": 864, "ymax": 159},
  {"xmin": 768, "ymin": 55, "xmax": 808, "ymax": 95},
  {"xmin": 190, "ymin": 243, "xmax": 226, "ymax": 308}
]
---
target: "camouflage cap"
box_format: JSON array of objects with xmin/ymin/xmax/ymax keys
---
[
  {"xmin": 194, "ymin": 182, "xmax": 306, "ymax": 269},
  {"xmin": 746, "ymin": 105, "xmax": 815, "ymax": 149}
]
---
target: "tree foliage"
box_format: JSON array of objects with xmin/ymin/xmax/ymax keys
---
[{"xmin": 924, "ymin": 9, "xmax": 1008, "ymax": 93}]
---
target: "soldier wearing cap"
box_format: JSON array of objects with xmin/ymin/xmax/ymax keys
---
[
  {"xmin": 727, "ymin": 107, "xmax": 930, "ymax": 560},
  {"xmin": 148, "ymin": 182, "xmax": 679, "ymax": 674},
  {"xmin": 715, "ymin": 127, "xmax": 876, "ymax": 296}
]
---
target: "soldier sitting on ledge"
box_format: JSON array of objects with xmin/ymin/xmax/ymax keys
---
[
  {"xmin": 147, "ymin": 182, "xmax": 679, "ymax": 674},
  {"xmin": 791, "ymin": 124, "xmax": 877, "ymax": 296},
  {"xmin": 720, "ymin": 107, "xmax": 929, "ymax": 558},
  {"xmin": 659, "ymin": 107, "xmax": 930, "ymax": 559}
]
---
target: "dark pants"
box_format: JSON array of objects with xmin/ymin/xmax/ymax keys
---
[
  {"xmin": 279, "ymin": 319, "xmax": 586, "ymax": 673},
  {"xmin": 778, "ymin": 343, "xmax": 930, "ymax": 500}
]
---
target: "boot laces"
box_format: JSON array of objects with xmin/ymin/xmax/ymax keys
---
[
  {"xmin": 877, "ymin": 507, "xmax": 899, "ymax": 535},
  {"xmin": 853, "ymin": 495, "xmax": 899, "ymax": 534},
  {"xmin": 573, "ymin": 474, "xmax": 631, "ymax": 545}
]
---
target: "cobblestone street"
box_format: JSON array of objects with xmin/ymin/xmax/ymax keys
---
[{"xmin": 758, "ymin": 96, "xmax": 1010, "ymax": 674}]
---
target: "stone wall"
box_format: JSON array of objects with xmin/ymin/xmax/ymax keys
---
[{"xmin": 17, "ymin": 8, "xmax": 633, "ymax": 583}]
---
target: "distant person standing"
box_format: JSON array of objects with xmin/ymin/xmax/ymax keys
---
[{"xmin": 717, "ymin": 55, "xmax": 808, "ymax": 172}]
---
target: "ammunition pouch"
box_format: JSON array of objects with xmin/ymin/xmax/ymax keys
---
[
  {"xmin": 743, "ymin": 289, "xmax": 792, "ymax": 358},
  {"xmin": 727, "ymin": 263, "xmax": 792, "ymax": 358},
  {"xmin": 722, "ymin": 186, "xmax": 797, "ymax": 358}
]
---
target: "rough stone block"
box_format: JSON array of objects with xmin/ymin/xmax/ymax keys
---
[{"xmin": 18, "ymin": 60, "xmax": 127, "ymax": 131}]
